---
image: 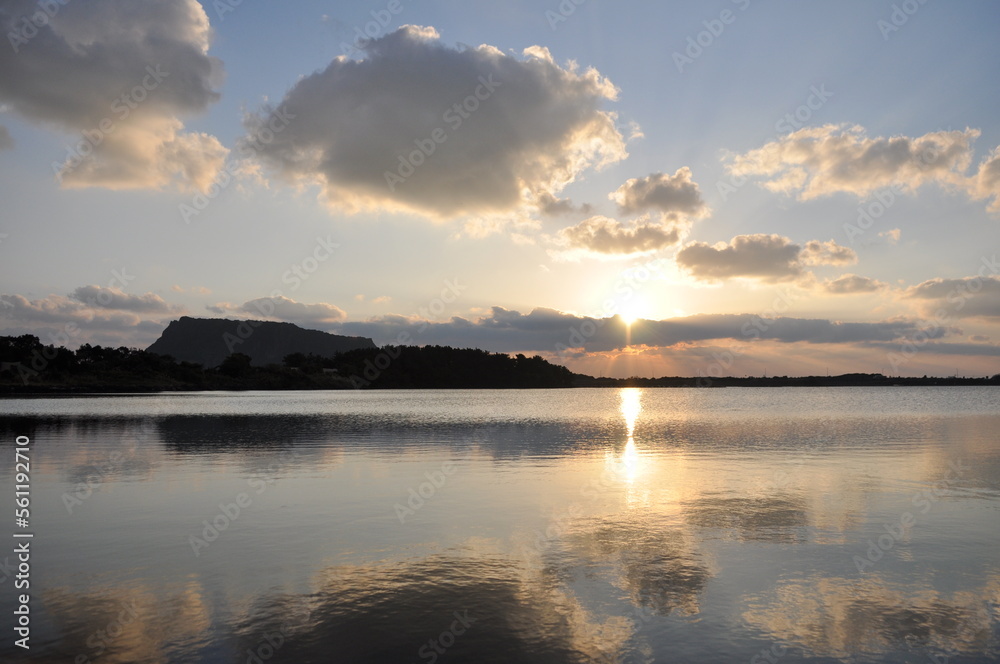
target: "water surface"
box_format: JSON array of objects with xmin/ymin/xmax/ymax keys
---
[{"xmin": 1, "ymin": 387, "xmax": 998, "ymax": 663}]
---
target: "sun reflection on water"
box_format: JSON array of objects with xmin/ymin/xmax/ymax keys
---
[{"xmin": 615, "ymin": 388, "xmax": 644, "ymax": 485}]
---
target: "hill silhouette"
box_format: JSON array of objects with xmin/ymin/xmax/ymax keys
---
[{"xmin": 146, "ymin": 316, "xmax": 375, "ymax": 367}]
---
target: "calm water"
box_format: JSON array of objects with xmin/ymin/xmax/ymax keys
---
[{"xmin": 1, "ymin": 388, "xmax": 999, "ymax": 663}]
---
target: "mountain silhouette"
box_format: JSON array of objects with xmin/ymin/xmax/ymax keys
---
[{"xmin": 147, "ymin": 317, "xmax": 375, "ymax": 367}]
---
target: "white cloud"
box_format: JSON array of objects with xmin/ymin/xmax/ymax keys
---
[
  {"xmin": 676, "ymin": 234, "xmax": 856, "ymax": 284},
  {"xmin": 727, "ymin": 124, "xmax": 979, "ymax": 201},
  {"xmin": 879, "ymin": 229, "xmax": 901, "ymax": 245},
  {"xmin": 549, "ymin": 169, "xmax": 707, "ymax": 260},
  {"xmin": 972, "ymin": 146, "xmax": 1000, "ymax": 213},
  {"xmin": 246, "ymin": 26, "xmax": 626, "ymax": 220},
  {"xmin": 0, "ymin": 0, "xmax": 227, "ymax": 192},
  {"xmin": 800, "ymin": 240, "xmax": 857, "ymax": 267}
]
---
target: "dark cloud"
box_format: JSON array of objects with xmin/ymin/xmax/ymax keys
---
[
  {"xmin": 0, "ymin": 0, "xmax": 226, "ymax": 191},
  {"xmin": 554, "ymin": 214, "xmax": 684, "ymax": 259},
  {"xmin": 0, "ymin": 291, "xmax": 173, "ymax": 347},
  {"xmin": 209, "ymin": 296, "xmax": 348, "ymax": 328},
  {"xmin": 533, "ymin": 192, "xmax": 594, "ymax": 217},
  {"xmin": 676, "ymin": 234, "xmax": 856, "ymax": 283},
  {"xmin": 333, "ymin": 307, "xmax": 939, "ymax": 354},
  {"xmin": 823, "ymin": 274, "xmax": 887, "ymax": 295},
  {"xmin": 610, "ymin": 168, "xmax": 708, "ymax": 219},
  {"xmin": 860, "ymin": 340, "xmax": 1000, "ymax": 357},
  {"xmin": 0, "ymin": 124, "xmax": 12, "ymax": 150},
  {"xmin": 70, "ymin": 286, "xmax": 181, "ymax": 314},
  {"xmin": 247, "ymin": 26, "xmax": 626, "ymax": 219},
  {"xmin": 905, "ymin": 276, "xmax": 1000, "ymax": 319}
]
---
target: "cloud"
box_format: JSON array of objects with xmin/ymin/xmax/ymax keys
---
[
  {"xmin": 0, "ymin": 124, "xmax": 12, "ymax": 150},
  {"xmin": 904, "ymin": 276, "xmax": 1000, "ymax": 319},
  {"xmin": 727, "ymin": 124, "xmax": 979, "ymax": 201},
  {"xmin": 210, "ymin": 296, "xmax": 348, "ymax": 328},
  {"xmin": 533, "ymin": 192, "xmax": 594, "ymax": 217},
  {"xmin": 171, "ymin": 285, "xmax": 211, "ymax": 295},
  {"xmin": 332, "ymin": 306, "xmax": 940, "ymax": 354},
  {"xmin": 800, "ymin": 240, "xmax": 857, "ymax": 266},
  {"xmin": 70, "ymin": 286, "xmax": 182, "ymax": 313},
  {"xmin": 823, "ymin": 274, "xmax": 887, "ymax": 295},
  {"xmin": 626, "ymin": 121, "xmax": 644, "ymax": 142},
  {"xmin": 610, "ymin": 168, "xmax": 708, "ymax": 219},
  {"xmin": 553, "ymin": 214, "xmax": 685, "ymax": 259},
  {"xmin": 878, "ymin": 228, "xmax": 901, "ymax": 245},
  {"xmin": 0, "ymin": 0, "xmax": 226, "ymax": 192},
  {"xmin": 0, "ymin": 290, "xmax": 178, "ymax": 347},
  {"xmin": 676, "ymin": 234, "xmax": 856, "ymax": 284},
  {"xmin": 549, "ymin": 169, "xmax": 707, "ymax": 260},
  {"xmin": 972, "ymin": 146, "xmax": 1000, "ymax": 213},
  {"xmin": 246, "ymin": 26, "xmax": 626, "ymax": 220}
]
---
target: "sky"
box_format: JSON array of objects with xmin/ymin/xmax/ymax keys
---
[{"xmin": 1, "ymin": 0, "xmax": 999, "ymax": 378}]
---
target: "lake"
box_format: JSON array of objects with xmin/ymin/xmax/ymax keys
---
[{"xmin": 1, "ymin": 387, "xmax": 999, "ymax": 663}]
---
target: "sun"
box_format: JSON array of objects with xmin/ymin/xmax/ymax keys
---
[{"xmin": 619, "ymin": 296, "xmax": 651, "ymax": 326}]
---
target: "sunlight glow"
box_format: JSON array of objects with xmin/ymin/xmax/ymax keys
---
[
  {"xmin": 617, "ymin": 388, "xmax": 644, "ymax": 484},
  {"xmin": 620, "ymin": 387, "xmax": 642, "ymax": 439},
  {"xmin": 619, "ymin": 296, "xmax": 651, "ymax": 327}
]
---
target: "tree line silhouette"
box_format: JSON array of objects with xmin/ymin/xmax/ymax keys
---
[{"xmin": 1, "ymin": 334, "xmax": 996, "ymax": 393}]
